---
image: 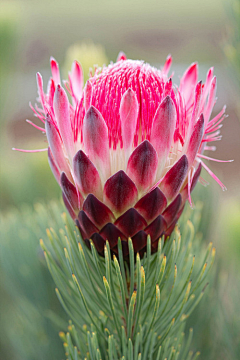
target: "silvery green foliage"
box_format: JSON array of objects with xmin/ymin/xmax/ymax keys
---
[
  {"xmin": 41, "ymin": 204, "xmax": 215, "ymax": 360},
  {"xmin": 0, "ymin": 204, "xmax": 66, "ymax": 360}
]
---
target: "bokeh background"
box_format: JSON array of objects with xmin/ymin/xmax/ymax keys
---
[{"xmin": 0, "ymin": 0, "xmax": 239, "ymax": 359}]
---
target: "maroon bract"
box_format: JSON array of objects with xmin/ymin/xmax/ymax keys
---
[{"xmin": 19, "ymin": 54, "xmax": 232, "ymax": 257}]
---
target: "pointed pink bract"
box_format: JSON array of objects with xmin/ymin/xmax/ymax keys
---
[
  {"xmin": 114, "ymin": 208, "xmax": 147, "ymax": 238},
  {"xmin": 180, "ymin": 62, "xmax": 198, "ymax": 107},
  {"xmin": 160, "ymin": 155, "xmax": 188, "ymax": 200},
  {"xmin": 117, "ymin": 51, "xmax": 127, "ymax": 61},
  {"xmin": 48, "ymin": 147, "xmax": 60, "ymax": 184},
  {"xmin": 50, "ymin": 57, "xmax": 61, "ymax": 85},
  {"xmin": 151, "ymin": 96, "xmax": 177, "ymax": 176},
  {"xmin": 120, "ymin": 88, "xmax": 138, "ymax": 152},
  {"xmin": 45, "ymin": 114, "xmax": 71, "ymax": 179},
  {"xmin": 61, "ymin": 172, "xmax": 80, "ymax": 213},
  {"xmin": 162, "ymin": 54, "xmax": 172, "ymax": 76},
  {"xmin": 127, "ymin": 140, "xmax": 158, "ymax": 193},
  {"xmin": 83, "ymin": 194, "xmax": 115, "ymax": 229},
  {"xmin": 69, "ymin": 60, "xmax": 83, "ymax": 101},
  {"xmin": 83, "ymin": 106, "xmax": 111, "ymax": 180},
  {"xmin": 53, "ymin": 85, "xmax": 74, "ymax": 158},
  {"xmin": 73, "ymin": 150, "xmax": 102, "ymax": 198},
  {"xmin": 103, "ymin": 170, "xmax": 138, "ymax": 215},
  {"xmin": 186, "ymin": 114, "xmax": 204, "ymax": 167}
]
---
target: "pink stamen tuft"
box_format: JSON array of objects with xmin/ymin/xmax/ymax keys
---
[{"xmin": 88, "ymin": 60, "xmax": 164, "ymax": 149}]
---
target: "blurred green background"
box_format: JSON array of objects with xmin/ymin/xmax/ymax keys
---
[{"xmin": 0, "ymin": 0, "xmax": 239, "ymax": 359}]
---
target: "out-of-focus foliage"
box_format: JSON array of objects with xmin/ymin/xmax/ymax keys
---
[
  {"xmin": 0, "ymin": 4, "xmax": 18, "ymax": 121},
  {"xmin": 186, "ymin": 197, "xmax": 240, "ymax": 360},
  {"xmin": 1, "ymin": 0, "xmax": 228, "ymax": 70},
  {"xmin": 216, "ymin": 198, "xmax": 240, "ymax": 259},
  {"xmin": 0, "ymin": 201, "xmax": 67, "ymax": 360},
  {"xmin": 0, "ymin": 146, "xmax": 59, "ymax": 211},
  {"xmin": 224, "ymin": 0, "xmax": 240, "ymax": 87},
  {"xmin": 64, "ymin": 41, "xmax": 108, "ymax": 80}
]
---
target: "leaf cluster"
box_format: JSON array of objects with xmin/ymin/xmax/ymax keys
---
[{"xmin": 40, "ymin": 205, "xmax": 215, "ymax": 360}]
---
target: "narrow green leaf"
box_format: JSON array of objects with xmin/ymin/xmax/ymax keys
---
[
  {"xmin": 175, "ymin": 281, "xmax": 192, "ymax": 321},
  {"xmin": 142, "ymin": 255, "xmax": 165, "ymax": 325},
  {"xmin": 96, "ymin": 348, "xmax": 101, "ymax": 360},
  {"xmin": 193, "ymin": 248, "xmax": 215, "ymax": 292},
  {"xmin": 186, "ymin": 351, "xmax": 194, "ymax": 360},
  {"xmin": 148, "ymin": 332, "xmax": 157, "ymax": 360},
  {"xmin": 45, "ymin": 228, "xmax": 65, "ymax": 267},
  {"xmin": 87, "ymin": 331, "xmax": 94, "ymax": 360},
  {"xmin": 72, "ymin": 274, "xmax": 105, "ymax": 340},
  {"xmin": 103, "ymin": 276, "xmax": 121, "ymax": 341},
  {"xmin": 195, "ymin": 242, "xmax": 212, "ymax": 279},
  {"xmin": 176, "ymin": 256, "xmax": 195, "ymax": 303},
  {"xmin": 104, "ymin": 243, "xmax": 111, "ymax": 284},
  {"xmin": 175, "ymin": 351, "xmax": 180, "ymax": 360},
  {"xmin": 142, "ymin": 329, "xmax": 153, "ymax": 360},
  {"xmin": 160, "ymin": 318, "xmax": 175, "ymax": 345},
  {"xmin": 127, "ymin": 291, "xmax": 136, "ymax": 338},
  {"xmin": 128, "ymin": 238, "xmax": 135, "ymax": 297},
  {"xmin": 168, "ymin": 346, "xmax": 174, "ymax": 360},
  {"xmin": 158, "ymin": 264, "xmax": 177, "ymax": 320},
  {"xmin": 160, "ymin": 240, "xmax": 175, "ymax": 291},
  {"xmin": 157, "ymin": 254, "xmax": 167, "ymax": 287},
  {"xmin": 113, "ymin": 255, "xmax": 128, "ymax": 323},
  {"xmin": 172, "ymin": 327, "xmax": 185, "ymax": 354},
  {"xmin": 46, "ymin": 254, "xmax": 89, "ymax": 324},
  {"xmin": 66, "ymin": 331, "xmax": 75, "ymax": 359},
  {"xmin": 183, "ymin": 286, "xmax": 206, "ymax": 319},
  {"xmin": 154, "ymin": 240, "xmax": 163, "ymax": 285},
  {"xmin": 133, "ymin": 254, "xmax": 141, "ymax": 328},
  {"xmin": 108, "ymin": 335, "xmax": 114, "ymax": 360},
  {"xmin": 118, "ymin": 238, "xmax": 128, "ymax": 297},
  {"xmin": 92, "ymin": 332, "xmax": 101, "ymax": 359},
  {"xmin": 128, "ymin": 338, "xmax": 133, "ymax": 360},
  {"xmin": 180, "ymin": 328, "xmax": 193, "ymax": 360},
  {"xmin": 61, "ymin": 212, "xmax": 76, "ymax": 244},
  {"xmin": 105, "ymin": 242, "xmax": 121, "ymax": 311},
  {"xmin": 69, "ymin": 322, "xmax": 86, "ymax": 356},
  {"xmin": 89, "ymin": 240, "xmax": 105, "ymax": 281},
  {"xmin": 146, "ymin": 235, "xmax": 151, "ymax": 279},
  {"xmin": 144, "ymin": 285, "xmax": 160, "ymax": 344},
  {"xmin": 64, "ymin": 247, "xmax": 74, "ymax": 274},
  {"xmin": 192, "ymin": 351, "xmax": 201, "ymax": 360},
  {"xmin": 155, "ymin": 346, "xmax": 162, "ymax": 360},
  {"xmin": 63, "ymin": 342, "xmax": 69, "ymax": 357},
  {"xmin": 133, "ymin": 266, "xmax": 145, "ymax": 338},
  {"xmin": 121, "ymin": 326, "xmax": 127, "ymax": 359},
  {"xmin": 134, "ymin": 332, "xmax": 141, "ymax": 360},
  {"xmin": 59, "ymin": 330, "xmax": 67, "ymax": 342},
  {"xmin": 74, "ymin": 346, "xmax": 79, "ymax": 360},
  {"xmin": 112, "ymin": 336, "xmax": 119, "ymax": 359},
  {"xmin": 76, "ymin": 245, "xmax": 108, "ymax": 313}
]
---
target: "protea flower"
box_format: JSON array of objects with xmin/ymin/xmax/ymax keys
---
[{"xmin": 16, "ymin": 53, "xmax": 231, "ymax": 257}]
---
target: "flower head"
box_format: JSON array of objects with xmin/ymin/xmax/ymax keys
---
[{"xmin": 22, "ymin": 53, "xmax": 231, "ymax": 257}]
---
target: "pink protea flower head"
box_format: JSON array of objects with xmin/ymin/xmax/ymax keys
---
[{"xmin": 19, "ymin": 53, "xmax": 232, "ymax": 257}]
